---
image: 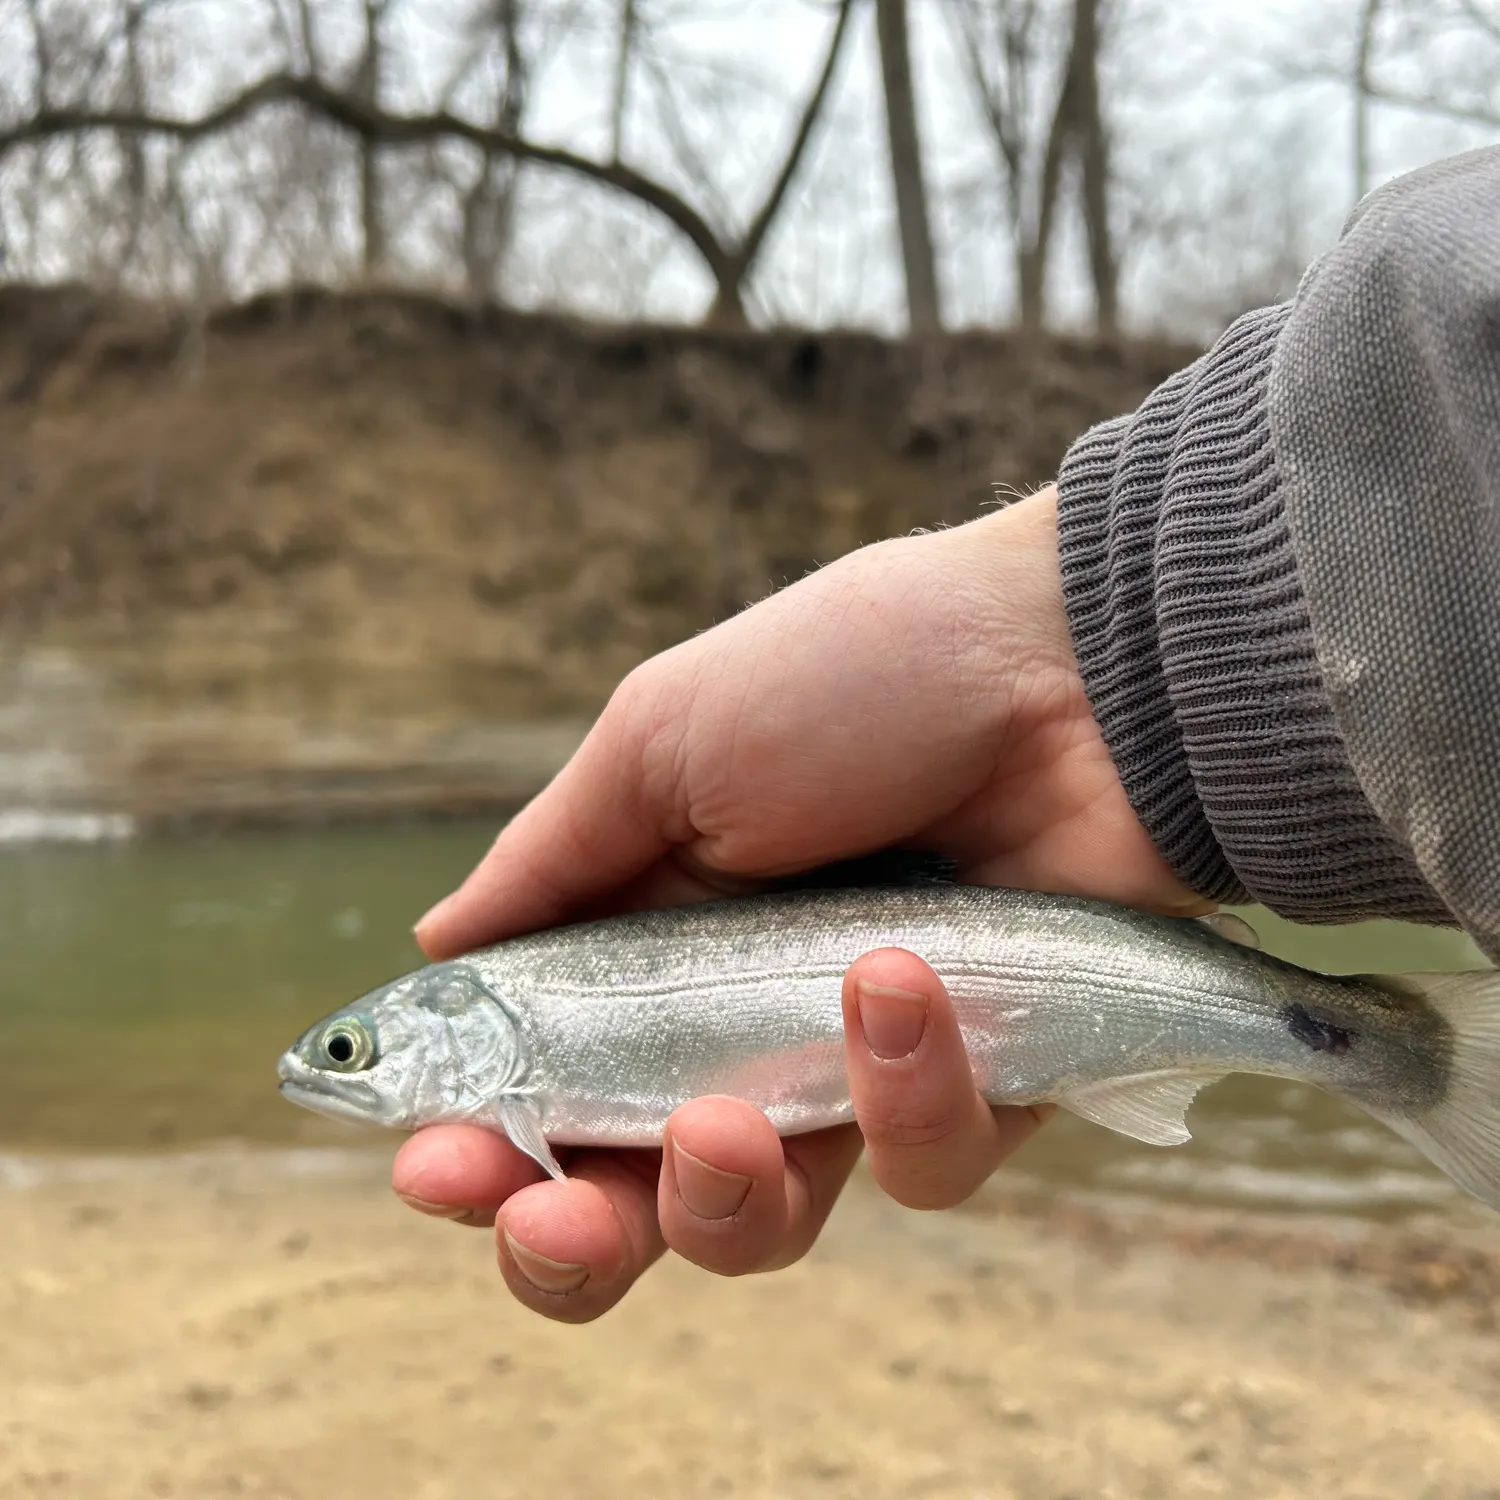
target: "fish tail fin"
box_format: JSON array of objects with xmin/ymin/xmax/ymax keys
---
[{"xmin": 1374, "ymin": 970, "xmax": 1500, "ymax": 1211}]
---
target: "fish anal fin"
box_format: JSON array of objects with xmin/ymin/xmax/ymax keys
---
[
  {"xmin": 496, "ymin": 1096, "xmax": 566, "ymax": 1181},
  {"xmin": 1061, "ymin": 1071, "xmax": 1223, "ymax": 1147}
]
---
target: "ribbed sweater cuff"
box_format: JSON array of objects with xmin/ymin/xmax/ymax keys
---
[{"xmin": 1056, "ymin": 304, "xmax": 1446, "ymax": 923}]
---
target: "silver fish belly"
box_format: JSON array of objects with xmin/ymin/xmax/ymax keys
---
[{"xmin": 278, "ymin": 885, "xmax": 1500, "ymax": 1212}]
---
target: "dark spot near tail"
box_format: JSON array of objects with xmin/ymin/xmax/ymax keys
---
[{"xmin": 1286, "ymin": 1003, "xmax": 1356, "ymax": 1056}]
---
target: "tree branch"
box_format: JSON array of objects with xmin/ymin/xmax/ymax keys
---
[
  {"xmin": 0, "ymin": 69, "xmax": 741, "ymax": 289},
  {"xmin": 733, "ymin": 0, "xmax": 856, "ymax": 276},
  {"xmin": 1359, "ymin": 79, "xmax": 1500, "ymax": 129},
  {"xmin": 1454, "ymin": 0, "xmax": 1500, "ymax": 47}
]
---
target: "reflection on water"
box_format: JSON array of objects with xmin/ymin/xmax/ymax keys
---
[{"xmin": 0, "ymin": 821, "xmax": 1488, "ymax": 1224}]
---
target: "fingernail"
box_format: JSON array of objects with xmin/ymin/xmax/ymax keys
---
[
  {"xmin": 397, "ymin": 1192, "xmax": 490, "ymax": 1226},
  {"xmin": 856, "ymin": 980, "xmax": 928, "ymax": 1060},
  {"xmin": 502, "ymin": 1229, "xmax": 589, "ymax": 1294},
  {"xmin": 671, "ymin": 1141, "xmax": 752, "ymax": 1221},
  {"xmin": 414, "ymin": 893, "xmax": 456, "ymax": 936}
]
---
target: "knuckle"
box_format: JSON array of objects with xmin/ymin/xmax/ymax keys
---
[
  {"xmin": 612, "ymin": 655, "xmax": 700, "ymax": 836},
  {"xmin": 856, "ymin": 1098, "xmax": 1000, "ymax": 1211},
  {"xmin": 855, "ymin": 1098, "xmax": 968, "ymax": 1155}
]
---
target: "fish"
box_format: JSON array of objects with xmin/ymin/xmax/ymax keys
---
[{"xmin": 276, "ymin": 881, "xmax": 1500, "ymax": 1212}]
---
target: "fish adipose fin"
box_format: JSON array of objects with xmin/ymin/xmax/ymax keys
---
[
  {"xmin": 1060, "ymin": 1070, "xmax": 1225, "ymax": 1147},
  {"xmin": 497, "ymin": 1097, "xmax": 567, "ymax": 1181},
  {"xmin": 1370, "ymin": 970, "xmax": 1500, "ymax": 1212}
]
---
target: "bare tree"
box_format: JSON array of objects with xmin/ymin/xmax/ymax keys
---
[
  {"xmin": 1352, "ymin": 0, "xmax": 1383, "ymax": 200},
  {"xmin": 114, "ymin": 0, "xmax": 151, "ymax": 284},
  {"xmin": 610, "ymin": 0, "xmax": 637, "ymax": 163},
  {"xmin": 1361, "ymin": 1, "xmax": 1500, "ymax": 128},
  {"xmin": 1292, "ymin": 0, "xmax": 1500, "ymax": 204},
  {"xmin": 442, "ymin": 0, "xmax": 532, "ymax": 300},
  {"xmin": 5, "ymin": 0, "xmax": 58, "ymax": 274},
  {"xmin": 0, "ymin": 0, "xmax": 859, "ymax": 326},
  {"xmin": 1070, "ymin": 0, "xmax": 1116, "ymax": 331},
  {"xmin": 875, "ymin": 0, "xmax": 943, "ymax": 333},
  {"xmin": 955, "ymin": 0, "xmax": 1118, "ymax": 332},
  {"xmin": 352, "ymin": 0, "xmax": 389, "ymax": 278}
]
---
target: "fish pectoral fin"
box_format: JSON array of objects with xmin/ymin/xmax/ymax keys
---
[
  {"xmin": 495, "ymin": 1096, "xmax": 566, "ymax": 1181},
  {"xmin": 1195, "ymin": 912, "xmax": 1261, "ymax": 949},
  {"xmin": 1060, "ymin": 1070, "xmax": 1224, "ymax": 1147}
]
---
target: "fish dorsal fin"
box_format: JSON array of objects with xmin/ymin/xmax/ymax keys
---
[
  {"xmin": 1196, "ymin": 912, "xmax": 1260, "ymax": 949},
  {"xmin": 1060, "ymin": 1071, "xmax": 1223, "ymax": 1146},
  {"xmin": 495, "ymin": 1096, "xmax": 566, "ymax": 1181}
]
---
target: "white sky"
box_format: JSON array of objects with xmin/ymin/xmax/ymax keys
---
[
  {"xmin": 1, "ymin": 0, "xmax": 1495, "ymax": 337},
  {"xmin": 481, "ymin": 0, "xmax": 1499, "ymax": 336}
]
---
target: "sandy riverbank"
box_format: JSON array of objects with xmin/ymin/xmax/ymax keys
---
[{"xmin": 4, "ymin": 1152, "xmax": 1499, "ymax": 1500}]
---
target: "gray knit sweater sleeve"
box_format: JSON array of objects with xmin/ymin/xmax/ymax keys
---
[{"xmin": 1056, "ymin": 146, "xmax": 1500, "ymax": 960}]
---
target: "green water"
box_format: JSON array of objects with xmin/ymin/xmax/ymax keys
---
[
  {"xmin": 0, "ymin": 822, "xmax": 488, "ymax": 1152},
  {"xmin": 0, "ymin": 821, "xmax": 1487, "ymax": 1222}
]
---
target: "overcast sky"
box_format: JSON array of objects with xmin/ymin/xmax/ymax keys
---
[
  {"xmin": 2, "ymin": 0, "xmax": 1495, "ymax": 337},
  {"xmin": 473, "ymin": 0, "xmax": 1497, "ymax": 336}
]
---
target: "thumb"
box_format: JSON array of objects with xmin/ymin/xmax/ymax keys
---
[{"xmin": 414, "ymin": 669, "xmax": 686, "ymax": 958}]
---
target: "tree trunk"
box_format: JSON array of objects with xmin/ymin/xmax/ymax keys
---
[
  {"xmin": 611, "ymin": 0, "xmax": 636, "ymax": 162},
  {"xmin": 355, "ymin": 0, "xmax": 385, "ymax": 279},
  {"xmin": 1353, "ymin": 0, "xmax": 1382, "ymax": 203},
  {"xmin": 118, "ymin": 0, "xmax": 150, "ymax": 284},
  {"xmin": 704, "ymin": 281, "xmax": 749, "ymax": 328},
  {"xmin": 1019, "ymin": 39, "xmax": 1075, "ymax": 332},
  {"xmin": 1070, "ymin": 0, "xmax": 1116, "ymax": 334},
  {"xmin": 875, "ymin": 0, "xmax": 942, "ymax": 335},
  {"xmin": 462, "ymin": 0, "xmax": 528, "ymax": 301}
]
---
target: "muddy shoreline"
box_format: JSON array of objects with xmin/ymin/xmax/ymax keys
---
[
  {"xmin": 0, "ymin": 287, "xmax": 1191, "ymax": 836},
  {"xmin": 0, "ymin": 646, "xmax": 588, "ymax": 832}
]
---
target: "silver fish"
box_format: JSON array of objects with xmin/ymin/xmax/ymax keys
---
[{"xmin": 277, "ymin": 884, "xmax": 1500, "ymax": 1211}]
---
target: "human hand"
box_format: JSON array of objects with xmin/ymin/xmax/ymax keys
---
[{"xmin": 393, "ymin": 485, "xmax": 1205, "ymax": 1320}]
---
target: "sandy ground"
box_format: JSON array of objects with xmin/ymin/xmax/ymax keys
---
[{"xmin": 3, "ymin": 1153, "xmax": 1499, "ymax": 1500}]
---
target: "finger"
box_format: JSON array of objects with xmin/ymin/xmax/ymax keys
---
[
  {"xmin": 843, "ymin": 947, "xmax": 1051, "ymax": 1210},
  {"xmin": 392, "ymin": 1125, "xmax": 546, "ymax": 1228},
  {"xmin": 658, "ymin": 1098, "xmax": 863, "ymax": 1277},
  {"xmin": 768, "ymin": 1123, "xmax": 867, "ymax": 1268},
  {"xmin": 414, "ymin": 669, "xmax": 687, "ymax": 960},
  {"xmin": 495, "ymin": 1150, "xmax": 665, "ymax": 1324}
]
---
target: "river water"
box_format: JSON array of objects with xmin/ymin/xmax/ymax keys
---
[{"xmin": 0, "ymin": 819, "xmax": 1488, "ymax": 1225}]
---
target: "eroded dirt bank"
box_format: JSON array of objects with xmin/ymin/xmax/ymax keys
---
[
  {"xmin": 4, "ymin": 1155, "xmax": 1500, "ymax": 1500},
  {"xmin": 0, "ymin": 285, "xmax": 1191, "ymax": 825}
]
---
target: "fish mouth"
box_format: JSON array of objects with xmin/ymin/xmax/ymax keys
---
[{"xmin": 277, "ymin": 1052, "xmax": 386, "ymax": 1124}]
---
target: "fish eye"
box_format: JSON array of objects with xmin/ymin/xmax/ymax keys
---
[{"xmin": 319, "ymin": 1020, "xmax": 375, "ymax": 1072}]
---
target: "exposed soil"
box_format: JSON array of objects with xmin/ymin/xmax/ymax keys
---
[
  {"xmin": 0, "ymin": 284, "xmax": 1191, "ymax": 823},
  {"xmin": 4, "ymin": 1153, "xmax": 1499, "ymax": 1500}
]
